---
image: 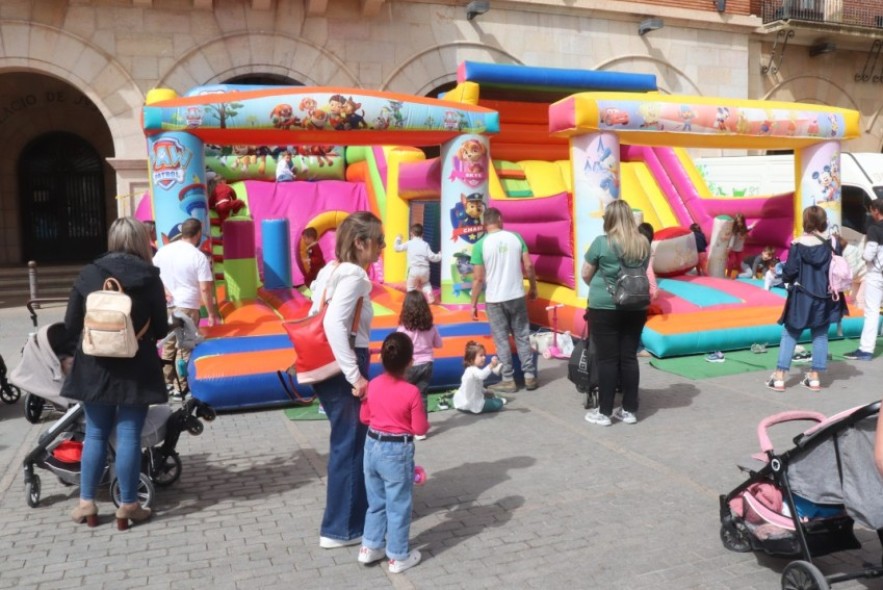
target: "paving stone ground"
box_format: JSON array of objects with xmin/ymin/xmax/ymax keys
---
[{"xmin": 1, "ymin": 305, "xmax": 883, "ymax": 589}]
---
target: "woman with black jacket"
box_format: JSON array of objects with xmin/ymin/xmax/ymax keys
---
[
  {"xmin": 61, "ymin": 217, "xmax": 169, "ymax": 529},
  {"xmin": 767, "ymin": 206, "xmax": 844, "ymax": 393}
]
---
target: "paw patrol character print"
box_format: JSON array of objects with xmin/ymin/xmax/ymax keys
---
[
  {"xmin": 270, "ymin": 104, "xmax": 300, "ymax": 130},
  {"xmin": 341, "ymin": 97, "xmax": 368, "ymax": 130},
  {"xmin": 449, "ymin": 192, "xmax": 487, "ymax": 243},
  {"xmin": 449, "ymin": 139, "xmax": 488, "ymax": 187},
  {"xmin": 327, "ymin": 94, "xmax": 346, "ymax": 129},
  {"xmin": 451, "ymin": 250, "xmax": 475, "ymax": 297}
]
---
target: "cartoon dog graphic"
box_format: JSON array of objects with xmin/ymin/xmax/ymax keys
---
[
  {"xmin": 270, "ymin": 104, "xmax": 299, "ymax": 130},
  {"xmin": 341, "ymin": 96, "xmax": 368, "ymax": 130},
  {"xmin": 457, "ymin": 139, "xmax": 487, "ymax": 174},
  {"xmin": 449, "ymin": 193, "xmax": 487, "ymax": 243}
]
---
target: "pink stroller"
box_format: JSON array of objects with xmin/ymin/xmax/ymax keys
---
[{"xmin": 719, "ymin": 401, "xmax": 883, "ymax": 589}]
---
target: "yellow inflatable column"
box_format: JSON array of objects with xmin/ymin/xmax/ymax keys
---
[
  {"xmin": 796, "ymin": 141, "xmax": 842, "ymax": 237},
  {"xmin": 384, "ymin": 147, "xmax": 426, "ymax": 284}
]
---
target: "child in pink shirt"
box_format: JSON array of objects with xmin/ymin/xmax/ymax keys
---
[
  {"xmin": 397, "ymin": 291, "xmax": 442, "ymax": 428},
  {"xmin": 358, "ymin": 332, "xmax": 429, "ymax": 573}
]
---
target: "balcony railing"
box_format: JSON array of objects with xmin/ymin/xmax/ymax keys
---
[{"xmin": 762, "ymin": 0, "xmax": 883, "ymax": 29}]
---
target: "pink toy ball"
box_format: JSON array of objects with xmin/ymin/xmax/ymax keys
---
[{"xmin": 413, "ymin": 465, "xmax": 427, "ymax": 486}]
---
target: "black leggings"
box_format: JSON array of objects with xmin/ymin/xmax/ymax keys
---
[{"xmin": 588, "ymin": 308, "xmax": 647, "ymax": 416}]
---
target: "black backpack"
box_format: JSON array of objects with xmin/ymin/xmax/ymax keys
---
[
  {"xmin": 606, "ymin": 254, "xmax": 650, "ymax": 310},
  {"xmin": 567, "ymin": 319, "xmax": 599, "ymax": 409}
]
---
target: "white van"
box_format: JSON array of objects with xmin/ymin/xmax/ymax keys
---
[{"xmin": 694, "ymin": 152, "xmax": 883, "ymax": 241}]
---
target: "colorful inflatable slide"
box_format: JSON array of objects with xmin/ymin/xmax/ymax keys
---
[{"xmin": 141, "ymin": 62, "xmax": 862, "ymax": 409}]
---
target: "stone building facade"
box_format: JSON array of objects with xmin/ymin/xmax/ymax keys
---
[{"xmin": 0, "ymin": 0, "xmax": 879, "ymax": 264}]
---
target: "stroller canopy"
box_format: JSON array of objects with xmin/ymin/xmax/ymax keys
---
[{"xmin": 9, "ymin": 323, "xmax": 69, "ymax": 405}]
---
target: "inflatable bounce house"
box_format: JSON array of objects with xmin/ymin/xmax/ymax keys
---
[{"xmin": 140, "ymin": 61, "xmax": 863, "ymax": 410}]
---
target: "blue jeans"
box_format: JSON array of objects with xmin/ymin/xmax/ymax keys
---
[
  {"xmin": 311, "ymin": 348, "xmax": 369, "ymax": 542},
  {"xmin": 362, "ymin": 434, "xmax": 415, "ymax": 560},
  {"xmin": 776, "ymin": 324, "xmax": 829, "ymax": 372},
  {"xmin": 81, "ymin": 403, "xmax": 149, "ymax": 504},
  {"xmin": 486, "ymin": 297, "xmax": 535, "ymax": 382}
]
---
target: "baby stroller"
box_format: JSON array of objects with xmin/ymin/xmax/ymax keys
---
[
  {"xmin": 10, "ymin": 322, "xmax": 216, "ymax": 509},
  {"xmin": 9, "ymin": 322, "xmax": 75, "ymax": 423},
  {"xmin": 0, "ymin": 351, "xmax": 22, "ymax": 404},
  {"xmin": 719, "ymin": 401, "xmax": 883, "ymax": 589}
]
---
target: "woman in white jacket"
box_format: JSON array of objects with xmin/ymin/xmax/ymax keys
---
[{"xmin": 308, "ymin": 211, "xmax": 384, "ymax": 549}]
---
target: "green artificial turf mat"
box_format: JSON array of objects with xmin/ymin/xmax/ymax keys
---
[
  {"xmin": 648, "ymin": 338, "xmax": 879, "ymax": 380},
  {"xmin": 283, "ymin": 391, "xmax": 455, "ymax": 421}
]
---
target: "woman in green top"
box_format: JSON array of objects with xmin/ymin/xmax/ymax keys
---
[{"xmin": 580, "ymin": 200, "xmax": 650, "ymax": 427}]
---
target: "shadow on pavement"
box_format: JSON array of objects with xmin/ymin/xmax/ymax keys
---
[{"xmin": 412, "ymin": 455, "xmax": 535, "ymax": 560}]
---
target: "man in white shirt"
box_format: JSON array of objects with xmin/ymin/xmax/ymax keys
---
[
  {"xmin": 394, "ymin": 223, "xmax": 442, "ymax": 303},
  {"xmin": 153, "ymin": 218, "xmax": 221, "ymax": 394},
  {"xmin": 470, "ymin": 207, "xmax": 538, "ymax": 393}
]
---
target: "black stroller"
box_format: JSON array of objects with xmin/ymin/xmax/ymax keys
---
[
  {"xmin": 0, "ymin": 351, "xmax": 21, "ymax": 404},
  {"xmin": 719, "ymin": 401, "xmax": 883, "ymax": 589},
  {"xmin": 10, "ymin": 322, "xmax": 216, "ymax": 509}
]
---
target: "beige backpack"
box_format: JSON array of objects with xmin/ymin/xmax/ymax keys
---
[{"xmin": 82, "ymin": 278, "xmax": 150, "ymax": 358}]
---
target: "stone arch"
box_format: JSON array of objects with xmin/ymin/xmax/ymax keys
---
[
  {"xmin": 594, "ymin": 55, "xmax": 699, "ymax": 96},
  {"xmin": 762, "ymin": 76, "xmax": 859, "ymax": 109},
  {"xmin": 381, "ymin": 42, "xmax": 522, "ymax": 95},
  {"xmin": 0, "ymin": 21, "xmax": 145, "ymax": 158},
  {"xmin": 157, "ymin": 33, "xmax": 360, "ymax": 93}
]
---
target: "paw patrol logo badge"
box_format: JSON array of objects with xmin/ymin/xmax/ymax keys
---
[
  {"xmin": 185, "ymin": 106, "xmax": 204, "ymax": 128},
  {"xmin": 151, "ymin": 138, "xmax": 191, "ymax": 190}
]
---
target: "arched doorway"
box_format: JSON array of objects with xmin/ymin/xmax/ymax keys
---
[{"xmin": 18, "ymin": 132, "xmax": 107, "ymax": 262}]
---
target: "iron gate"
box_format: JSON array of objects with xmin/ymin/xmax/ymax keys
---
[{"xmin": 18, "ymin": 132, "xmax": 107, "ymax": 262}]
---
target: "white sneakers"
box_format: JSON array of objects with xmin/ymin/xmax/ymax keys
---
[
  {"xmin": 319, "ymin": 536, "xmax": 361, "ymax": 549},
  {"xmin": 584, "ymin": 409, "xmax": 612, "ymax": 426},
  {"xmin": 358, "ymin": 547, "xmax": 421, "ymax": 573},
  {"xmin": 613, "ymin": 407, "xmax": 638, "ymax": 424},
  {"xmin": 585, "ymin": 407, "xmax": 638, "ymax": 426},
  {"xmin": 357, "ymin": 545, "xmax": 385, "ymax": 564},
  {"xmin": 388, "ymin": 550, "xmax": 422, "ymax": 573}
]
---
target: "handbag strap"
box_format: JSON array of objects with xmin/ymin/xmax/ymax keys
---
[
  {"xmin": 276, "ymin": 369, "xmax": 317, "ymax": 405},
  {"xmin": 317, "ymin": 262, "xmax": 365, "ymax": 349}
]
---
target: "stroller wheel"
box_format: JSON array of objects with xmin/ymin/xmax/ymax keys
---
[
  {"xmin": 26, "ymin": 474, "xmax": 41, "ymax": 508},
  {"xmin": 196, "ymin": 405, "xmax": 216, "ymax": 422},
  {"xmin": 149, "ymin": 449, "xmax": 182, "ymax": 488},
  {"xmin": 720, "ymin": 516, "xmax": 752, "ymax": 553},
  {"xmin": 781, "ymin": 560, "xmax": 829, "ymax": 590},
  {"xmin": 1, "ymin": 383, "xmax": 21, "ymax": 404},
  {"xmin": 186, "ymin": 418, "xmax": 204, "ymax": 436},
  {"xmin": 24, "ymin": 393, "xmax": 43, "ymax": 424},
  {"xmin": 110, "ymin": 472, "xmax": 155, "ymax": 509}
]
